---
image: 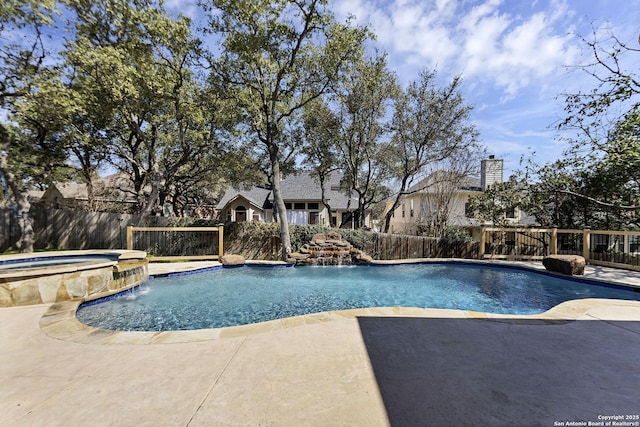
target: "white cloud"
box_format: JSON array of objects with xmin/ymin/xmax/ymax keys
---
[{"xmin": 332, "ymin": 0, "xmax": 580, "ymax": 96}]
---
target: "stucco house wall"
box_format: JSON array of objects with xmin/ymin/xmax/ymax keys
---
[{"xmin": 384, "ymin": 158, "xmax": 533, "ymax": 235}]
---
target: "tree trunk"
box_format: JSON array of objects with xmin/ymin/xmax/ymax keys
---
[
  {"xmin": 383, "ymin": 176, "xmax": 411, "ymax": 233},
  {"xmin": 137, "ymin": 168, "xmax": 161, "ymax": 224},
  {"xmin": 85, "ymin": 178, "xmax": 94, "ymax": 211},
  {"xmin": 0, "ymin": 126, "xmax": 34, "ymax": 252},
  {"xmin": 271, "ymin": 158, "xmax": 291, "ymax": 260},
  {"xmin": 16, "ymin": 203, "xmax": 34, "ymax": 253},
  {"xmin": 319, "ymin": 174, "xmax": 333, "ymax": 226}
]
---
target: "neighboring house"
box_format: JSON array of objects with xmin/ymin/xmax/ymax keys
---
[
  {"xmin": 37, "ymin": 174, "xmax": 139, "ymax": 212},
  {"xmin": 384, "ymin": 157, "xmax": 535, "ymax": 235},
  {"xmin": 384, "ymin": 171, "xmax": 484, "ymax": 235},
  {"xmin": 216, "ymin": 171, "xmax": 371, "ymax": 228}
]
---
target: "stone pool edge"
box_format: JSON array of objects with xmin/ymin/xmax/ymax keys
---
[{"xmin": 38, "ymin": 258, "xmax": 640, "ymax": 345}]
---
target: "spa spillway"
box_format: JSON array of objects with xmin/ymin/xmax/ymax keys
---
[{"xmin": 0, "ymin": 250, "xmax": 148, "ymax": 307}]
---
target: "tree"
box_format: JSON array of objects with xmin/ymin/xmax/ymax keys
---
[
  {"xmin": 560, "ymin": 29, "xmax": 639, "ymax": 139},
  {"xmin": 332, "ymin": 52, "xmax": 397, "ymax": 228},
  {"xmin": 64, "ymin": 0, "xmax": 238, "ymax": 220},
  {"xmin": 467, "ymin": 177, "xmax": 524, "ymax": 227},
  {"xmin": 301, "ymin": 98, "xmax": 340, "ymax": 225},
  {"xmin": 383, "ymin": 69, "xmax": 482, "ymax": 233},
  {"xmin": 549, "ymin": 28, "xmax": 640, "ymax": 226},
  {"xmin": 0, "ymin": 0, "xmax": 57, "ymax": 252},
  {"xmin": 203, "ymin": 0, "xmax": 368, "ymax": 259},
  {"xmin": 414, "ymin": 154, "xmax": 482, "ymax": 238}
]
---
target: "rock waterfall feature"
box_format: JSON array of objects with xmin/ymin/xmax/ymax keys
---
[{"xmin": 287, "ymin": 232, "xmax": 373, "ymax": 266}]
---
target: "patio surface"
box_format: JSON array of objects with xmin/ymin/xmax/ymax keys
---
[{"xmin": 1, "ymin": 260, "xmax": 639, "ymax": 426}]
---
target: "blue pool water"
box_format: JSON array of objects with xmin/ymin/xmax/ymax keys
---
[
  {"xmin": 76, "ymin": 263, "xmax": 640, "ymax": 331},
  {"xmin": 0, "ymin": 255, "xmax": 115, "ymax": 271}
]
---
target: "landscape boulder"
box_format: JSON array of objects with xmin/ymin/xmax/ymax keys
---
[
  {"xmin": 542, "ymin": 255, "xmax": 585, "ymax": 275},
  {"xmin": 220, "ymin": 254, "xmax": 246, "ymax": 266},
  {"xmin": 326, "ymin": 231, "xmax": 343, "ymax": 241},
  {"xmin": 311, "ymin": 233, "xmax": 326, "ymax": 243}
]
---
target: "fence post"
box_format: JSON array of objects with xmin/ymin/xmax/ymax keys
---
[
  {"xmin": 551, "ymin": 227, "xmax": 558, "ymax": 255},
  {"xmin": 218, "ymin": 225, "xmax": 224, "ymax": 258},
  {"xmin": 126, "ymin": 226, "xmax": 133, "ymax": 250},
  {"xmin": 479, "ymin": 227, "xmax": 486, "ymax": 259},
  {"xmin": 583, "ymin": 228, "xmax": 591, "ymax": 262}
]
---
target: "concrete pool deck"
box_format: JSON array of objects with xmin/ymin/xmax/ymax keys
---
[{"xmin": 1, "ymin": 260, "xmax": 640, "ymax": 426}]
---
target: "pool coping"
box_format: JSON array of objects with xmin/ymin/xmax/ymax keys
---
[
  {"xmin": 0, "ymin": 250, "xmax": 147, "ymax": 279},
  {"xmin": 39, "ymin": 258, "xmax": 640, "ymax": 345}
]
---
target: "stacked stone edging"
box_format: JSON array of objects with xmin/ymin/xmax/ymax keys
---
[{"xmin": 0, "ymin": 255, "xmax": 148, "ymax": 307}]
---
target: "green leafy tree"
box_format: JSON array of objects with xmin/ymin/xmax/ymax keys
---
[
  {"xmin": 383, "ymin": 69, "xmax": 482, "ymax": 233},
  {"xmin": 203, "ymin": 0, "xmax": 369, "ymax": 258},
  {"xmin": 550, "ymin": 29, "xmax": 640, "ymax": 227},
  {"xmin": 332, "ymin": 52, "xmax": 397, "ymax": 228},
  {"xmin": 467, "ymin": 177, "xmax": 523, "ymax": 227},
  {"xmin": 64, "ymin": 0, "xmax": 240, "ymax": 219},
  {"xmin": 0, "ymin": 0, "xmax": 57, "ymax": 252},
  {"xmin": 68, "ymin": 0, "xmax": 182, "ymax": 217},
  {"xmin": 301, "ymin": 98, "xmax": 340, "ymax": 225}
]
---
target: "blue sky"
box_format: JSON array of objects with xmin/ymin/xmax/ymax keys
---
[{"xmin": 324, "ymin": 0, "xmax": 640, "ymax": 178}]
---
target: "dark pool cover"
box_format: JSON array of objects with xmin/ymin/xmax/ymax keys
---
[{"xmin": 358, "ymin": 316, "xmax": 640, "ymax": 427}]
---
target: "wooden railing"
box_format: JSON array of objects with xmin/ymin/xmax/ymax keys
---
[
  {"xmin": 480, "ymin": 227, "xmax": 640, "ymax": 272},
  {"xmin": 126, "ymin": 226, "xmax": 224, "ymax": 261}
]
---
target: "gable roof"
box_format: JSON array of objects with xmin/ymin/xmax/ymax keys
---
[
  {"xmin": 216, "ymin": 171, "xmax": 357, "ymax": 211},
  {"xmin": 271, "ymin": 172, "xmax": 354, "ymax": 209},
  {"xmin": 215, "ymin": 186, "xmax": 272, "ymax": 210}
]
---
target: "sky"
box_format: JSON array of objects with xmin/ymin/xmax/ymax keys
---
[{"xmin": 324, "ymin": 0, "xmax": 640, "ymax": 178}]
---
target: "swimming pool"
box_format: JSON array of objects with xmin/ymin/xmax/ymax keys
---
[{"xmin": 76, "ymin": 262, "xmax": 640, "ymax": 331}]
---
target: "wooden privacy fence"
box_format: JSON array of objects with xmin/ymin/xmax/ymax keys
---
[
  {"xmin": 0, "ymin": 207, "xmax": 136, "ymax": 252},
  {"xmin": 126, "ymin": 226, "xmax": 224, "ymax": 260},
  {"xmin": 481, "ymin": 227, "xmax": 640, "ymax": 272},
  {"xmin": 364, "ymin": 233, "xmax": 480, "ymax": 260}
]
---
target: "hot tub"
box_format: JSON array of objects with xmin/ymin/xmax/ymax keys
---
[{"xmin": 0, "ymin": 250, "xmax": 148, "ymax": 307}]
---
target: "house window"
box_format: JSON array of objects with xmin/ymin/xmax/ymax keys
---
[
  {"xmin": 284, "ymin": 203, "xmax": 292, "ymax": 209},
  {"xmin": 506, "ymin": 208, "xmax": 516, "ymax": 219},
  {"xmin": 465, "ymin": 202, "xmax": 473, "ymax": 218},
  {"xmin": 308, "ymin": 202, "xmax": 319, "ymax": 210},
  {"xmin": 294, "ymin": 202, "xmax": 305, "ymax": 210},
  {"xmin": 235, "ymin": 205, "xmax": 247, "ymax": 222},
  {"xmin": 401, "ymin": 204, "xmax": 405, "ymax": 218},
  {"xmin": 309, "ymin": 211, "xmax": 319, "ymax": 224},
  {"xmin": 252, "ymin": 212, "xmax": 260, "ymax": 222},
  {"xmin": 226, "ymin": 210, "xmax": 232, "ymax": 222}
]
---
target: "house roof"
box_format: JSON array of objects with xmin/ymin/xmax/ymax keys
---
[
  {"xmin": 39, "ymin": 173, "xmax": 138, "ymax": 203},
  {"xmin": 216, "ymin": 186, "xmax": 272, "ymax": 210},
  {"xmin": 216, "ymin": 171, "xmax": 357, "ymax": 211},
  {"xmin": 406, "ymin": 170, "xmax": 482, "ymax": 195},
  {"xmin": 271, "ymin": 172, "xmax": 354, "ymax": 209}
]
